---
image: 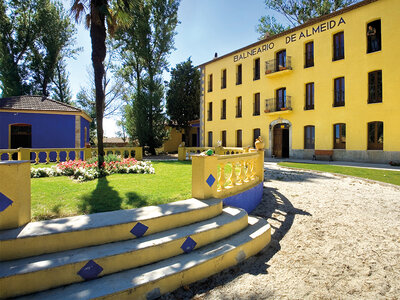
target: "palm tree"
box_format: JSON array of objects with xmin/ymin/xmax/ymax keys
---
[{"xmin": 71, "ymin": 0, "xmax": 127, "ymax": 168}]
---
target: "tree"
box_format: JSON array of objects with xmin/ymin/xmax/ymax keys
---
[
  {"xmin": 0, "ymin": 0, "xmax": 78, "ymax": 97},
  {"xmin": 51, "ymin": 59, "xmax": 73, "ymax": 104},
  {"xmin": 257, "ymin": 0, "xmax": 358, "ymax": 38},
  {"xmin": 71, "ymin": 0, "xmax": 130, "ymax": 168},
  {"xmin": 116, "ymin": 0, "xmax": 180, "ymax": 154},
  {"xmin": 256, "ymin": 16, "xmax": 290, "ymax": 39},
  {"xmin": 166, "ymin": 58, "xmax": 200, "ymax": 145}
]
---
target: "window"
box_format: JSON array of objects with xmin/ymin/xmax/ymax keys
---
[
  {"xmin": 221, "ymin": 130, "xmax": 227, "ymax": 147},
  {"xmin": 254, "ymin": 58, "xmax": 260, "ymax": 80},
  {"xmin": 208, "ymin": 74, "xmax": 213, "ymax": 92},
  {"xmin": 207, "ymin": 102, "xmax": 213, "ymax": 121},
  {"xmin": 305, "ymin": 41, "xmax": 314, "ymax": 68},
  {"xmin": 333, "ymin": 32, "xmax": 344, "ymax": 61},
  {"xmin": 333, "ymin": 123, "xmax": 346, "ymax": 149},
  {"xmin": 334, "ymin": 77, "xmax": 345, "ymax": 107},
  {"xmin": 304, "ymin": 126, "xmax": 315, "ymax": 149},
  {"xmin": 367, "ymin": 20, "xmax": 381, "ymax": 53},
  {"xmin": 276, "ymin": 50, "xmax": 286, "ymax": 71},
  {"xmin": 305, "ymin": 83, "xmax": 314, "ymax": 110},
  {"xmin": 368, "ymin": 70, "xmax": 382, "ymax": 103},
  {"xmin": 253, "ymin": 93, "xmax": 260, "ymax": 116},
  {"xmin": 253, "ymin": 128, "xmax": 261, "ymax": 146},
  {"xmin": 236, "ymin": 96, "xmax": 242, "ymax": 118},
  {"xmin": 236, "ymin": 130, "xmax": 242, "ymax": 147},
  {"xmin": 221, "ymin": 99, "xmax": 226, "ymax": 119},
  {"xmin": 236, "ymin": 64, "xmax": 242, "ymax": 85},
  {"xmin": 208, "ymin": 131, "xmax": 213, "ymax": 147},
  {"xmin": 276, "ymin": 88, "xmax": 286, "ymax": 110},
  {"xmin": 368, "ymin": 121, "xmax": 383, "ymax": 150},
  {"xmin": 221, "ymin": 69, "xmax": 227, "ymax": 89}
]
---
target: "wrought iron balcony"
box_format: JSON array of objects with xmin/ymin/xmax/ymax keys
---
[
  {"xmin": 264, "ymin": 96, "xmax": 292, "ymax": 113},
  {"xmin": 265, "ymin": 56, "xmax": 292, "ymax": 75}
]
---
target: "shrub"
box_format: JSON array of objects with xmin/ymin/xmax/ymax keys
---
[{"xmin": 30, "ymin": 157, "xmax": 155, "ymax": 181}]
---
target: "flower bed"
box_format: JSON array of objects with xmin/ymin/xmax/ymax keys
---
[{"xmin": 31, "ymin": 158, "xmax": 155, "ymax": 181}]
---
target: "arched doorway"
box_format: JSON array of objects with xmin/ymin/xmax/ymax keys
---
[
  {"xmin": 271, "ymin": 123, "xmax": 290, "ymax": 158},
  {"xmin": 10, "ymin": 124, "xmax": 32, "ymax": 149}
]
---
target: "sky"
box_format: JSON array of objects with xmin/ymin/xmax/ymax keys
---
[{"xmin": 62, "ymin": 0, "xmax": 286, "ymax": 137}]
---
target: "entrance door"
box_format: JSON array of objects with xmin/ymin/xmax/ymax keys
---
[
  {"xmin": 10, "ymin": 124, "xmax": 32, "ymax": 149},
  {"xmin": 191, "ymin": 133, "xmax": 198, "ymax": 147},
  {"xmin": 273, "ymin": 123, "xmax": 289, "ymax": 158}
]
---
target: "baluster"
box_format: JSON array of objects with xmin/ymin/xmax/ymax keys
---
[
  {"xmin": 45, "ymin": 151, "xmax": 50, "ymax": 163},
  {"xmin": 128, "ymin": 149, "xmax": 132, "ymax": 158},
  {"xmin": 66, "ymin": 151, "xmax": 70, "ymax": 161},
  {"xmin": 228, "ymin": 162, "xmax": 237, "ymax": 187},
  {"xmin": 7, "ymin": 153, "xmax": 11, "ymax": 160},
  {"xmin": 35, "ymin": 152, "xmax": 39, "ymax": 164},
  {"xmin": 238, "ymin": 160, "xmax": 245, "ymax": 184},
  {"xmin": 250, "ymin": 159, "xmax": 256, "ymax": 180},
  {"xmin": 218, "ymin": 162, "xmax": 226, "ymax": 191},
  {"xmin": 244, "ymin": 160, "xmax": 250, "ymax": 182},
  {"xmin": 75, "ymin": 151, "xmax": 79, "ymax": 161},
  {"xmin": 56, "ymin": 151, "xmax": 60, "ymax": 163}
]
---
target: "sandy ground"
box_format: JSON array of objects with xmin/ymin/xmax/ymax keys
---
[{"xmin": 162, "ymin": 163, "xmax": 400, "ymax": 299}]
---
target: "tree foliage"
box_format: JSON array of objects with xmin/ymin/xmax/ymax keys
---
[
  {"xmin": 256, "ymin": 15, "xmax": 290, "ymax": 39},
  {"xmin": 166, "ymin": 58, "xmax": 200, "ymax": 144},
  {"xmin": 257, "ymin": 0, "xmax": 358, "ymax": 38},
  {"xmin": 116, "ymin": 0, "xmax": 180, "ymax": 154},
  {"xmin": 0, "ymin": 0, "xmax": 78, "ymax": 97},
  {"xmin": 51, "ymin": 59, "xmax": 72, "ymax": 104}
]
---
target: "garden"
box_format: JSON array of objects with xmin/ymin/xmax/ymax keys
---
[{"xmin": 30, "ymin": 157, "xmax": 192, "ymax": 221}]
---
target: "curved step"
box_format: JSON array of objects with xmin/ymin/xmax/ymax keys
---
[
  {"xmin": 0, "ymin": 198, "xmax": 222, "ymax": 261},
  {"xmin": 16, "ymin": 216, "xmax": 271, "ymax": 300},
  {"xmin": 0, "ymin": 207, "xmax": 247, "ymax": 299}
]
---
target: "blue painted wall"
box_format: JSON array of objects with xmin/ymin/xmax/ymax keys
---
[
  {"xmin": 0, "ymin": 112, "xmax": 90, "ymax": 161},
  {"xmin": 222, "ymin": 183, "xmax": 263, "ymax": 213}
]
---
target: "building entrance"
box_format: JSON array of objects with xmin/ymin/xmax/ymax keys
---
[{"xmin": 273, "ymin": 123, "xmax": 289, "ymax": 158}]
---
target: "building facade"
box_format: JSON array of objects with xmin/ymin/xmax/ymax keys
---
[
  {"xmin": 0, "ymin": 95, "xmax": 91, "ymax": 161},
  {"xmin": 199, "ymin": 0, "xmax": 400, "ymax": 163}
]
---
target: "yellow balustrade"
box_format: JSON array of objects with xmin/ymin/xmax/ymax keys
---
[
  {"xmin": 92, "ymin": 147, "xmax": 143, "ymax": 161},
  {"xmin": 192, "ymin": 149, "xmax": 264, "ymax": 199},
  {"xmin": 178, "ymin": 146, "xmax": 247, "ymax": 161},
  {"xmin": 0, "ymin": 149, "xmax": 18, "ymax": 161}
]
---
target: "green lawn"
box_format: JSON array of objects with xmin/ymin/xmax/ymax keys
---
[
  {"xmin": 278, "ymin": 162, "xmax": 400, "ymax": 186},
  {"xmin": 31, "ymin": 161, "xmax": 192, "ymax": 221}
]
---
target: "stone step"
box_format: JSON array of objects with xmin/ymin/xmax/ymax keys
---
[
  {"xmin": 16, "ymin": 216, "xmax": 271, "ymax": 300},
  {"xmin": 0, "ymin": 198, "xmax": 222, "ymax": 261},
  {"xmin": 0, "ymin": 207, "xmax": 247, "ymax": 299}
]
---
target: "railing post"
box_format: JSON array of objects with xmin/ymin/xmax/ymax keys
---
[
  {"xmin": 192, "ymin": 155, "xmax": 218, "ymax": 200},
  {"xmin": 178, "ymin": 145, "xmax": 186, "ymax": 161},
  {"xmin": 135, "ymin": 147, "xmax": 143, "ymax": 161},
  {"xmin": 255, "ymin": 149, "xmax": 265, "ymax": 182},
  {"xmin": 0, "ymin": 161, "xmax": 31, "ymax": 230},
  {"xmin": 215, "ymin": 145, "xmax": 224, "ymax": 155},
  {"xmin": 18, "ymin": 148, "xmax": 31, "ymax": 161},
  {"xmin": 84, "ymin": 147, "xmax": 92, "ymax": 161}
]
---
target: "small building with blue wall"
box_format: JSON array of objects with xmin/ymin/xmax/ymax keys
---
[{"xmin": 0, "ymin": 95, "xmax": 91, "ymax": 161}]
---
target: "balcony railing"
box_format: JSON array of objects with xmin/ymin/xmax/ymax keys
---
[
  {"xmin": 265, "ymin": 56, "xmax": 292, "ymax": 74},
  {"xmin": 264, "ymin": 96, "xmax": 292, "ymax": 113}
]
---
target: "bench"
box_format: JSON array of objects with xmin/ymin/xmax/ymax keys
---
[{"xmin": 313, "ymin": 150, "xmax": 333, "ymax": 161}]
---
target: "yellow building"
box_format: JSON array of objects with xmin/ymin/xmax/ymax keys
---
[{"xmin": 199, "ymin": 0, "xmax": 400, "ymax": 163}]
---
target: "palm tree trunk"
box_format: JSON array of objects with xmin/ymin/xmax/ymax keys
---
[{"xmin": 90, "ymin": 0, "xmax": 107, "ymax": 169}]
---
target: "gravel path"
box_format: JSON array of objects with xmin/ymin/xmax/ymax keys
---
[{"xmin": 162, "ymin": 163, "xmax": 400, "ymax": 299}]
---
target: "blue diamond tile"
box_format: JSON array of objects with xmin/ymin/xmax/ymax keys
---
[
  {"xmin": 130, "ymin": 222, "xmax": 149, "ymax": 237},
  {"xmin": 77, "ymin": 260, "xmax": 103, "ymax": 280},
  {"xmin": 0, "ymin": 192, "xmax": 13, "ymax": 212},
  {"xmin": 181, "ymin": 236, "xmax": 197, "ymax": 253},
  {"xmin": 206, "ymin": 174, "xmax": 215, "ymax": 187}
]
